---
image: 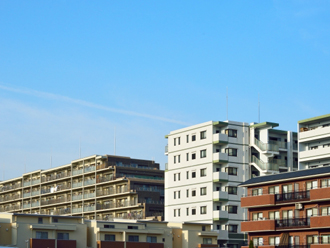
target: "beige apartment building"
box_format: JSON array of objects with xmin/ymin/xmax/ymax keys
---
[
  {"xmin": 0, "ymin": 212, "xmax": 219, "ymax": 248},
  {"xmin": 0, "ymin": 155, "xmax": 164, "ymax": 221}
]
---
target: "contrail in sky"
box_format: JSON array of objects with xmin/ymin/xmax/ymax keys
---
[{"xmin": 0, "ymin": 84, "xmax": 189, "ymax": 126}]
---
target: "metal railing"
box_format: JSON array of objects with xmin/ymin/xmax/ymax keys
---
[
  {"xmin": 84, "ymin": 166, "xmax": 95, "ymax": 173},
  {"xmin": 72, "ymin": 182, "xmax": 83, "ymax": 188},
  {"xmin": 31, "ymin": 179, "xmax": 41, "ymax": 185},
  {"xmin": 23, "ymin": 192, "xmax": 31, "ymax": 198},
  {"xmin": 254, "ymin": 138, "xmax": 279, "ymax": 152},
  {"xmin": 1, "ymin": 183, "xmax": 22, "ymax": 191},
  {"xmin": 41, "ymin": 197, "xmax": 71, "ymax": 206},
  {"xmin": 84, "ymin": 192, "xmax": 96, "ymax": 199},
  {"xmin": 41, "ymin": 172, "xmax": 71, "ymax": 183},
  {"xmin": 23, "ymin": 181, "xmax": 31, "ymax": 187},
  {"xmin": 31, "ymin": 201, "xmax": 40, "ymax": 207},
  {"xmin": 72, "ymin": 168, "xmax": 83, "ymax": 176},
  {"xmin": 83, "ymin": 205, "xmax": 95, "ymax": 212},
  {"xmin": 275, "ymin": 218, "xmax": 309, "ymax": 228},
  {"xmin": 275, "ymin": 191, "xmax": 310, "ymax": 202},
  {"xmin": 72, "ymin": 207, "xmax": 82, "ymax": 213},
  {"xmin": 84, "ymin": 179, "xmax": 96, "ymax": 186},
  {"xmin": 165, "ymin": 145, "xmax": 168, "ymax": 153},
  {"xmin": 23, "ymin": 203, "xmax": 30, "ymax": 208},
  {"xmin": 97, "ymin": 174, "xmax": 115, "ymax": 183},
  {"xmin": 72, "ymin": 194, "xmax": 83, "ymax": 201},
  {"xmin": 251, "ymin": 156, "xmax": 279, "ymax": 171},
  {"xmin": 31, "ymin": 190, "xmax": 40, "ymax": 196}
]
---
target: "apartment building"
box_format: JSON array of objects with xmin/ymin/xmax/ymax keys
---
[
  {"xmin": 240, "ymin": 166, "xmax": 330, "ymax": 248},
  {"xmin": 0, "ymin": 212, "xmax": 219, "ymax": 248},
  {"xmin": 298, "ymin": 113, "xmax": 330, "ymax": 169},
  {"xmin": 164, "ymin": 120, "xmax": 298, "ymax": 247},
  {"xmin": 0, "ymin": 155, "xmax": 164, "ymax": 221}
]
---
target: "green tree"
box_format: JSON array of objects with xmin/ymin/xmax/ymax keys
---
[{"xmin": 249, "ymin": 240, "xmax": 254, "ymax": 248}]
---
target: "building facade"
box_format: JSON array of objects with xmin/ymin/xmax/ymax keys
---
[
  {"xmin": 298, "ymin": 113, "xmax": 330, "ymax": 170},
  {"xmin": 0, "ymin": 155, "xmax": 164, "ymax": 221},
  {"xmin": 164, "ymin": 120, "xmax": 298, "ymax": 247},
  {"xmin": 240, "ymin": 166, "xmax": 330, "ymax": 248}
]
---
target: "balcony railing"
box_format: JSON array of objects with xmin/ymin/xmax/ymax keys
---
[
  {"xmin": 254, "ymin": 138, "xmax": 279, "ymax": 152},
  {"xmin": 72, "ymin": 182, "xmax": 83, "ymax": 188},
  {"xmin": 72, "ymin": 168, "xmax": 83, "ymax": 176},
  {"xmin": 275, "ymin": 191, "xmax": 310, "ymax": 202},
  {"xmin": 1, "ymin": 183, "xmax": 22, "ymax": 191},
  {"xmin": 165, "ymin": 145, "xmax": 168, "ymax": 153},
  {"xmin": 31, "ymin": 201, "xmax": 40, "ymax": 207},
  {"xmin": 251, "ymin": 156, "xmax": 279, "ymax": 171},
  {"xmin": 83, "ymin": 205, "xmax": 95, "ymax": 212},
  {"xmin": 23, "ymin": 203, "xmax": 31, "ymax": 208},
  {"xmin": 275, "ymin": 218, "xmax": 309, "ymax": 228},
  {"xmin": 96, "ymin": 201, "xmax": 140, "ymax": 210},
  {"xmin": 275, "ymin": 245, "xmax": 309, "ymax": 248},
  {"xmin": 72, "ymin": 194, "xmax": 83, "ymax": 201},
  {"xmin": 41, "ymin": 197, "xmax": 71, "ymax": 206},
  {"xmin": 31, "ymin": 190, "xmax": 40, "ymax": 196},
  {"xmin": 23, "ymin": 181, "xmax": 31, "ymax": 187},
  {"xmin": 41, "ymin": 172, "xmax": 71, "ymax": 183},
  {"xmin": 96, "ymin": 174, "xmax": 115, "ymax": 184},
  {"xmin": 84, "ymin": 179, "xmax": 96, "ymax": 186},
  {"xmin": 84, "ymin": 166, "xmax": 95, "ymax": 173},
  {"xmin": 23, "ymin": 192, "xmax": 31, "ymax": 198},
  {"xmin": 0, "ymin": 194, "xmax": 21, "ymax": 202},
  {"xmin": 31, "ymin": 179, "xmax": 41, "ymax": 185},
  {"xmin": 72, "ymin": 207, "xmax": 82, "ymax": 213},
  {"xmin": 84, "ymin": 192, "xmax": 96, "ymax": 199}
]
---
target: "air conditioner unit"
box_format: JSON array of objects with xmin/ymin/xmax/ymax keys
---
[{"xmin": 295, "ymin": 203, "xmax": 303, "ymax": 210}]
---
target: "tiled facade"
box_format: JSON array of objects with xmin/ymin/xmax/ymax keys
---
[{"xmin": 0, "ymin": 155, "xmax": 164, "ymax": 221}]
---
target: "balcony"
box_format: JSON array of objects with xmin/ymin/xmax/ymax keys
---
[
  {"xmin": 310, "ymin": 187, "xmax": 330, "ymax": 201},
  {"xmin": 84, "ymin": 192, "xmax": 96, "ymax": 199},
  {"xmin": 254, "ymin": 138, "xmax": 279, "ymax": 153},
  {"xmin": 41, "ymin": 197, "xmax": 70, "ymax": 206},
  {"xmin": 72, "ymin": 182, "xmax": 83, "ymax": 188},
  {"xmin": 57, "ymin": 239, "xmax": 76, "ymax": 248},
  {"xmin": 165, "ymin": 145, "xmax": 168, "ymax": 153},
  {"xmin": 241, "ymin": 194, "xmax": 275, "ymax": 208},
  {"xmin": 72, "ymin": 194, "xmax": 83, "ymax": 201},
  {"xmin": 299, "ymin": 125, "xmax": 330, "ymax": 142},
  {"xmin": 217, "ymin": 230, "xmax": 228, "ymax": 240},
  {"xmin": 31, "ymin": 190, "xmax": 40, "ymax": 196},
  {"xmin": 96, "ymin": 175, "xmax": 114, "ymax": 184},
  {"xmin": 23, "ymin": 181, "xmax": 31, "ymax": 187},
  {"xmin": 0, "ymin": 183, "xmax": 22, "ymax": 192},
  {"xmin": 310, "ymin": 215, "xmax": 330, "ymax": 228},
  {"xmin": 97, "ymin": 241, "xmax": 125, "ymax": 248},
  {"xmin": 241, "ymin": 219, "xmax": 275, "ymax": 232},
  {"xmin": 72, "ymin": 207, "xmax": 82, "ymax": 213},
  {"xmin": 213, "ymin": 171, "xmax": 228, "ymax": 182},
  {"xmin": 251, "ymin": 156, "xmax": 279, "ymax": 171},
  {"xmin": 31, "ymin": 179, "xmax": 41, "ymax": 185},
  {"xmin": 275, "ymin": 191, "xmax": 310, "ymax": 203},
  {"xmin": 213, "ymin": 133, "xmax": 228, "ymax": 145},
  {"xmin": 213, "ymin": 191, "xmax": 228, "ymax": 201},
  {"xmin": 31, "ymin": 201, "xmax": 40, "ymax": 207},
  {"xmin": 213, "ymin": 210, "xmax": 228, "ymax": 221},
  {"xmin": 213, "ymin": 152, "xmax": 228, "ymax": 163},
  {"xmin": 300, "ymin": 146, "xmax": 330, "ymax": 162},
  {"xmin": 41, "ymin": 172, "xmax": 71, "ymax": 183},
  {"xmin": 23, "ymin": 203, "xmax": 31, "ymax": 208},
  {"xmin": 23, "ymin": 192, "xmax": 31, "ymax": 198},
  {"xmin": 84, "ymin": 179, "xmax": 96, "ymax": 186},
  {"xmin": 72, "ymin": 168, "xmax": 83, "ymax": 176},
  {"xmin": 83, "ymin": 205, "xmax": 95, "ymax": 212},
  {"xmin": 84, "ymin": 166, "xmax": 96, "ymax": 173},
  {"xmin": 275, "ymin": 218, "xmax": 309, "ymax": 229},
  {"xmin": 30, "ymin": 238, "xmax": 55, "ymax": 248}
]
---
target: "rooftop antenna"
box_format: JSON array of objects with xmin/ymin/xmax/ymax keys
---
[
  {"xmin": 226, "ymin": 87, "xmax": 228, "ymax": 121},
  {"xmin": 258, "ymin": 93, "xmax": 260, "ymax": 123},
  {"xmin": 114, "ymin": 126, "xmax": 116, "ymax": 155}
]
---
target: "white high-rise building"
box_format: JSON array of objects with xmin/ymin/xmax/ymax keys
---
[
  {"xmin": 165, "ymin": 120, "xmax": 298, "ymax": 248},
  {"xmin": 298, "ymin": 113, "xmax": 330, "ymax": 169}
]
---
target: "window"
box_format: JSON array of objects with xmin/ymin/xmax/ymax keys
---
[
  {"xmin": 269, "ymin": 237, "xmax": 280, "ymax": 245},
  {"xmin": 192, "ymin": 135, "xmax": 196, "ymax": 141},
  {"xmin": 104, "ymin": 224, "xmax": 115, "ymax": 228},
  {"xmin": 203, "ymin": 238, "xmax": 212, "ymax": 244},
  {"xmin": 147, "ymin": 236, "xmax": 157, "ymax": 243},
  {"xmin": 226, "ymin": 186, "xmax": 237, "ymax": 195},
  {"xmin": 192, "ymin": 189, "xmax": 196, "ymax": 196},
  {"xmin": 321, "ymin": 207, "xmax": 330, "ymax": 216},
  {"xmin": 200, "ymin": 149, "xmax": 207, "ymax": 158},
  {"xmin": 174, "ymin": 191, "xmax": 176, "ymax": 199},
  {"xmin": 202, "ymin": 225, "xmax": 206, "ymax": 231},
  {"xmin": 225, "ymin": 129, "xmax": 237, "ymax": 138},
  {"xmin": 252, "ymin": 188, "xmax": 262, "ymax": 196},
  {"xmin": 321, "ymin": 235, "xmax": 330, "ymax": 244},
  {"xmin": 252, "ymin": 212, "xmax": 263, "ymax": 220},
  {"xmin": 192, "ymin": 171, "xmax": 196, "ymax": 178},
  {"xmin": 128, "ymin": 226, "xmax": 138, "ymax": 229},
  {"xmin": 253, "ymin": 237, "xmax": 264, "ymax": 246},
  {"xmin": 178, "ymin": 191, "xmax": 181, "ymax": 199},
  {"xmin": 174, "ymin": 156, "xmax": 176, "ymax": 164},
  {"xmin": 225, "ymin": 167, "xmax": 237, "ymax": 176},
  {"xmin": 36, "ymin": 231, "xmax": 48, "ymax": 239},
  {"xmin": 200, "ymin": 168, "xmax": 207, "ymax": 177},
  {"xmin": 310, "ymin": 146, "xmax": 318, "ymax": 150},
  {"xmin": 225, "ymin": 148, "xmax": 237, "ymax": 157},
  {"xmin": 174, "ymin": 138, "xmax": 176, "ymax": 146},
  {"xmin": 186, "ymin": 207, "xmax": 189, "ymax": 216},
  {"xmin": 200, "ymin": 187, "xmax": 207, "ymax": 196},
  {"xmin": 200, "ymin": 131, "xmax": 206, "ymax": 139},
  {"xmin": 226, "ymin": 205, "xmax": 238, "ymax": 214},
  {"xmin": 307, "ymin": 235, "xmax": 319, "ymax": 244},
  {"xmin": 178, "ymin": 137, "xmax": 180, "ymax": 145},
  {"xmin": 186, "ymin": 153, "xmax": 189, "ymax": 161},
  {"xmin": 57, "ymin": 233, "xmax": 69, "ymax": 240},
  {"xmin": 38, "ymin": 217, "xmax": 43, "ymax": 224},
  {"xmin": 174, "ymin": 209, "xmax": 176, "ymax": 217},
  {"xmin": 192, "ymin": 208, "xmax": 196, "ymax": 215},
  {"xmin": 306, "ymin": 180, "xmax": 318, "ymax": 190},
  {"xmin": 186, "ymin": 135, "xmax": 189, "ymax": 143},
  {"xmin": 226, "ymin": 224, "xmax": 238, "ymax": 233},
  {"xmin": 192, "ymin": 153, "xmax": 196, "ymax": 160},
  {"xmin": 269, "ymin": 211, "xmax": 280, "ymax": 220},
  {"xmin": 200, "ymin": 206, "xmax": 207, "ymax": 214},
  {"xmin": 178, "ymin": 155, "xmax": 181, "ymax": 163},
  {"xmin": 128, "ymin": 235, "xmax": 139, "ymax": 242},
  {"xmin": 186, "ymin": 171, "xmax": 189, "ymax": 179},
  {"xmin": 105, "ymin": 234, "xmax": 115, "ymax": 241},
  {"xmin": 53, "ymin": 218, "xmax": 58, "ymax": 223},
  {"xmin": 178, "ymin": 208, "xmax": 181, "ymax": 217},
  {"xmin": 178, "ymin": 173, "xmax": 180, "ymax": 181},
  {"xmin": 174, "ymin": 173, "xmax": 176, "ymax": 181},
  {"xmin": 268, "ymin": 186, "xmax": 279, "ymax": 194},
  {"xmin": 186, "ymin": 189, "xmax": 189, "ymax": 197},
  {"xmin": 321, "ymin": 179, "xmax": 330, "ymax": 188},
  {"xmin": 282, "ymin": 210, "xmax": 293, "ymax": 219}
]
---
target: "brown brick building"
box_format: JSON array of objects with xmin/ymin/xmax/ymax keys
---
[{"xmin": 239, "ymin": 166, "xmax": 330, "ymax": 248}]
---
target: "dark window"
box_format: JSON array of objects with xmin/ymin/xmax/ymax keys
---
[
  {"xmin": 200, "ymin": 187, "xmax": 207, "ymax": 196},
  {"xmin": 200, "ymin": 206, "xmax": 207, "ymax": 214},
  {"xmin": 225, "ymin": 129, "xmax": 237, "ymax": 138},
  {"xmin": 225, "ymin": 167, "xmax": 237, "ymax": 176},
  {"xmin": 57, "ymin": 233, "xmax": 69, "ymax": 240},
  {"xmin": 178, "ymin": 137, "xmax": 180, "ymax": 145},
  {"xmin": 36, "ymin": 231, "xmax": 48, "ymax": 239},
  {"xmin": 227, "ymin": 224, "xmax": 238, "ymax": 233},
  {"xmin": 192, "ymin": 153, "xmax": 196, "ymax": 160},
  {"xmin": 226, "ymin": 186, "xmax": 237, "ymax": 195},
  {"xmin": 200, "ymin": 149, "xmax": 206, "ymax": 158},
  {"xmin": 186, "ymin": 171, "xmax": 189, "ymax": 179},
  {"xmin": 192, "ymin": 135, "xmax": 196, "ymax": 141},
  {"xmin": 200, "ymin": 131, "xmax": 206, "ymax": 139},
  {"xmin": 147, "ymin": 236, "xmax": 157, "ymax": 243},
  {"xmin": 128, "ymin": 235, "xmax": 139, "ymax": 242},
  {"xmin": 202, "ymin": 226, "xmax": 206, "ymax": 231},
  {"xmin": 200, "ymin": 168, "xmax": 206, "ymax": 177},
  {"xmin": 186, "ymin": 135, "xmax": 189, "ymax": 143},
  {"xmin": 192, "ymin": 190, "xmax": 196, "ymax": 196},
  {"xmin": 226, "ymin": 205, "xmax": 238, "ymax": 214},
  {"xmin": 53, "ymin": 218, "xmax": 58, "ymax": 223},
  {"xmin": 38, "ymin": 217, "xmax": 43, "ymax": 224},
  {"xmin": 192, "ymin": 171, "xmax": 196, "ymax": 178},
  {"xmin": 192, "ymin": 208, "xmax": 196, "ymax": 215},
  {"xmin": 105, "ymin": 234, "xmax": 115, "ymax": 241},
  {"xmin": 104, "ymin": 225, "xmax": 115, "ymax": 228},
  {"xmin": 128, "ymin": 226, "xmax": 138, "ymax": 230},
  {"xmin": 186, "ymin": 153, "xmax": 189, "ymax": 161},
  {"xmin": 225, "ymin": 148, "xmax": 237, "ymax": 157}
]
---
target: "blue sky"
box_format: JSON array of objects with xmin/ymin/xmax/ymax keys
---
[{"xmin": 1, "ymin": 1, "xmax": 330, "ymax": 179}]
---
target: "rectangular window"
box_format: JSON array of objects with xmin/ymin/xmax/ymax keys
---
[
  {"xmin": 105, "ymin": 234, "xmax": 115, "ymax": 241},
  {"xmin": 200, "ymin": 187, "xmax": 207, "ymax": 196},
  {"xmin": 321, "ymin": 179, "xmax": 330, "ymax": 188},
  {"xmin": 192, "ymin": 153, "xmax": 196, "ymax": 160},
  {"xmin": 225, "ymin": 148, "xmax": 237, "ymax": 157},
  {"xmin": 174, "ymin": 209, "xmax": 176, "ymax": 217},
  {"xmin": 192, "ymin": 135, "xmax": 196, "ymax": 141},
  {"xmin": 225, "ymin": 167, "xmax": 237, "ymax": 176},
  {"xmin": 174, "ymin": 191, "xmax": 176, "ymax": 199},
  {"xmin": 57, "ymin": 233, "xmax": 69, "ymax": 240},
  {"xmin": 200, "ymin": 149, "xmax": 207, "ymax": 158},
  {"xmin": 200, "ymin": 168, "xmax": 207, "ymax": 177},
  {"xmin": 226, "ymin": 186, "xmax": 237, "ymax": 195},
  {"xmin": 192, "ymin": 208, "xmax": 196, "ymax": 215},
  {"xmin": 226, "ymin": 225, "xmax": 238, "ymax": 233},
  {"xmin": 178, "ymin": 137, "xmax": 180, "ymax": 145},
  {"xmin": 174, "ymin": 173, "xmax": 176, "ymax": 181},
  {"xmin": 178, "ymin": 173, "xmax": 180, "ymax": 181},
  {"xmin": 36, "ymin": 231, "xmax": 48, "ymax": 239},
  {"xmin": 178, "ymin": 191, "xmax": 180, "ymax": 199},
  {"xmin": 186, "ymin": 189, "xmax": 189, "ymax": 197},
  {"xmin": 147, "ymin": 236, "xmax": 157, "ymax": 243},
  {"xmin": 225, "ymin": 129, "xmax": 237, "ymax": 138},
  {"xmin": 38, "ymin": 217, "xmax": 43, "ymax": 224},
  {"xmin": 104, "ymin": 224, "xmax": 115, "ymax": 228},
  {"xmin": 53, "ymin": 218, "xmax": 58, "ymax": 223},
  {"xmin": 178, "ymin": 155, "xmax": 181, "ymax": 163},
  {"xmin": 226, "ymin": 205, "xmax": 238, "ymax": 214},
  {"xmin": 178, "ymin": 208, "xmax": 181, "ymax": 217},
  {"xmin": 186, "ymin": 171, "xmax": 189, "ymax": 179},
  {"xmin": 186, "ymin": 135, "xmax": 189, "ymax": 143},
  {"xmin": 252, "ymin": 212, "xmax": 263, "ymax": 220},
  {"xmin": 268, "ymin": 186, "xmax": 279, "ymax": 194},
  {"xmin": 269, "ymin": 211, "xmax": 280, "ymax": 220},
  {"xmin": 174, "ymin": 156, "xmax": 176, "ymax": 164},
  {"xmin": 192, "ymin": 189, "xmax": 196, "ymax": 196},
  {"xmin": 192, "ymin": 171, "xmax": 196, "ymax": 178},
  {"xmin": 200, "ymin": 131, "xmax": 206, "ymax": 139},
  {"xmin": 252, "ymin": 188, "xmax": 262, "ymax": 196},
  {"xmin": 186, "ymin": 153, "xmax": 189, "ymax": 161},
  {"xmin": 186, "ymin": 207, "xmax": 189, "ymax": 216},
  {"xmin": 128, "ymin": 226, "xmax": 138, "ymax": 229},
  {"xmin": 200, "ymin": 206, "xmax": 207, "ymax": 214},
  {"xmin": 203, "ymin": 238, "xmax": 212, "ymax": 244},
  {"xmin": 174, "ymin": 138, "xmax": 176, "ymax": 146},
  {"xmin": 128, "ymin": 235, "xmax": 139, "ymax": 242},
  {"xmin": 306, "ymin": 180, "xmax": 318, "ymax": 190}
]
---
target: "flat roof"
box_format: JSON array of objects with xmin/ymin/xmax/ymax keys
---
[
  {"xmin": 298, "ymin": 113, "xmax": 330, "ymax": 124},
  {"xmin": 250, "ymin": 122, "xmax": 279, "ymax": 129},
  {"xmin": 239, "ymin": 166, "xmax": 330, "ymax": 187}
]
